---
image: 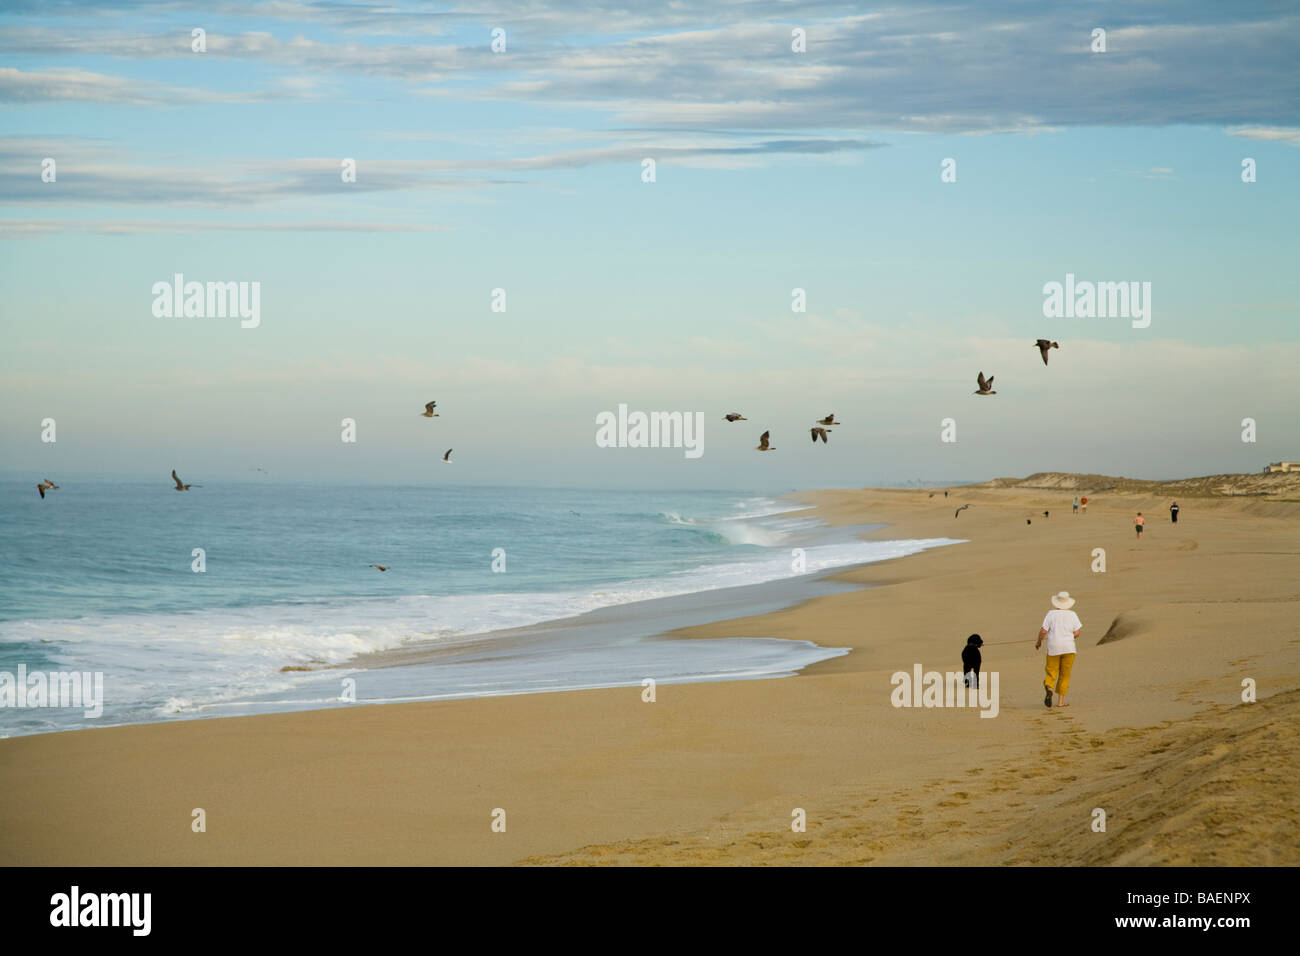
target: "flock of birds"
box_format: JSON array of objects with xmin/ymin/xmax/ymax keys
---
[
  {"xmin": 423, "ymin": 401, "xmax": 453, "ymax": 462},
  {"xmin": 735, "ymin": 339, "xmax": 1063, "ymax": 452},
  {"xmin": 35, "ymin": 344, "xmax": 1066, "ymax": 544},
  {"xmin": 975, "ymin": 339, "xmax": 1060, "ymax": 396},
  {"xmin": 727, "ymin": 412, "xmax": 841, "ymax": 453},
  {"xmin": 33, "ymin": 399, "xmax": 455, "ymax": 504}
]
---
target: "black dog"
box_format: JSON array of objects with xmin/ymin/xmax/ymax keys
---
[{"xmin": 962, "ymin": 634, "xmax": 984, "ymax": 688}]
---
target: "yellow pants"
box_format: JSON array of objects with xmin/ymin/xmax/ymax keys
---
[{"xmin": 1044, "ymin": 653, "xmax": 1076, "ymax": 695}]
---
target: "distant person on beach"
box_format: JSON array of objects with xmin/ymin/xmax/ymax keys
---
[
  {"xmin": 1135, "ymin": 512, "xmax": 1144, "ymax": 538},
  {"xmin": 1170, "ymin": 501, "xmax": 1180, "ymax": 524},
  {"xmin": 1072, "ymin": 496, "xmax": 1079, "ymax": 515},
  {"xmin": 962, "ymin": 634, "xmax": 983, "ymax": 688},
  {"xmin": 1080, "ymin": 496, "xmax": 1088, "ymax": 513},
  {"xmin": 1036, "ymin": 592, "xmax": 1082, "ymax": 708}
]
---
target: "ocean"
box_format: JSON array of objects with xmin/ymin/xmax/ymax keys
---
[{"xmin": 0, "ymin": 479, "xmax": 961, "ymax": 736}]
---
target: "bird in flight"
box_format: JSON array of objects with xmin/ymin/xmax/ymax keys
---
[
  {"xmin": 369, "ymin": 564, "xmax": 389, "ymax": 572},
  {"xmin": 723, "ymin": 413, "xmax": 747, "ymax": 422},
  {"xmin": 817, "ymin": 414, "xmax": 840, "ymax": 426},
  {"xmin": 1035, "ymin": 340, "xmax": 1060, "ymax": 365},
  {"xmin": 810, "ymin": 426, "xmax": 831, "ymax": 444},
  {"xmin": 36, "ymin": 479, "xmax": 58, "ymax": 499},
  {"xmin": 755, "ymin": 430, "xmax": 774, "ymax": 451},
  {"xmin": 974, "ymin": 372, "xmax": 997, "ymax": 396},
  {"xmin": 171, "ymin": 470, "xmax": 200, "ymax": 491},
  {"xmin": 442, "ymin": 449, "xmax": 453, "ymax": 463},
  {"xmin": 422, "ymin": 401, "xmax": 439, "ymax": 418},
  {"xmin": 954, "ymin": 504, "xmax": 970, "ymax": 517}
]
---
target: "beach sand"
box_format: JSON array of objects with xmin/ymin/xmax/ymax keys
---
[{"xmin": 3, "ymin": 477, "xmax": 1298, "ymax": 865}]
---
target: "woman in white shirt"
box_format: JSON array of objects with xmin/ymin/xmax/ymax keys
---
[{"xmin": 1036, "ymin": 591, "xmax": 1082, "ymax": 708}]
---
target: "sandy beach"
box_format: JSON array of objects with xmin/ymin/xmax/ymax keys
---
[{"xmin": 3, "ymin": 474, "xmax": 1298, "ymax": 866}]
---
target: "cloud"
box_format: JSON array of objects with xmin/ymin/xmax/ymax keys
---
[
  {"xmin": 2, "ymin": 3, "xmax": 1296, "ymax": 132},
  {"xmin": 0, "ymin": 134, "xmax": 879, "ymax": 208},
  {"xmin": 1227, "ymin": 126, "xmax": 1300, "ymax": 145},
  {"xmin": 0, "ymin": 218, "xmax": 450, "ymax": 237}
]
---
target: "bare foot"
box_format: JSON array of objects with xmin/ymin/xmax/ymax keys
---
[{"xmin": 1057, "ymin": 701, "xmax": 1070, "ymax": 708}]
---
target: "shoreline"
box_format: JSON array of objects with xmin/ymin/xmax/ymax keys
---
[
  {"xmin": 1, "ymin": 511, "xmax": 959, "ymax": 737},
  {"xmin": 2, "ymin": 480, "xmax": 1297, "ymax": 865}
]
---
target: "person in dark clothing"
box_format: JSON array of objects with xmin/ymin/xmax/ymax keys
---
[
  {"xmin": 1170, "ymin": 501, "xmax": 1180, "ymax": 523},
  {"xmin": 962, "ymin": 634, "xmax": 984, "ymax": 688}
]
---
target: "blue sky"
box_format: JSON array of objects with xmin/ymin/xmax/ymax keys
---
[{"xmin": 2, "ymin": 1, "xmax": 1298, "ymax": 488}]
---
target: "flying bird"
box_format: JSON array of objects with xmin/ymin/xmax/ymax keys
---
[
  {"xmin": 974, "ymin": 372, "xmax": 996, "ymax": 396},
  {"xmin": 817, "ymin": 414, "xmax": 840, "ymax": 425},
  {"xmin": 171, "ymin": 469, "xmax": 200, "ymax": 491},
  {"xmin": 1043, "ymin": 510, "xmax": 1050, "ymax": 518},
  {"xmin": 810, "ymin": 427, "xmax": 831, "ymax": 444},
  {"xmin": 723, "ymin": 413, "xmax": 747, "ymax": 422},
  {"xmin": 442, "ymin": 449, "xmax": 453, "ymax": 463},
  {"xmin": 369, "ymin": 564, "xmax": 389, "ymax": 572},
  {"xmin": 755, "ymin": 431, "xmax": 774, "ymax": 451},
  {"xmin": 422, "ymin": 401, "xmax": 439, "ymax": 418},
  {"xmin": 36, "ymin": 479, "xmax": 58, "ymax": 499},
  {"xmin": 1035, "ymin": 339, "xmax": 1060, "ymax": 365},
  {"xmin": 955, "ymin": 504, "xmax": 970, "ymax": 518}
]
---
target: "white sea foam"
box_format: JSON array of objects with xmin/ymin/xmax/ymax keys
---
[{"xmin": 0, "ymin": 494, "xmax": 962, "ymax": 734}]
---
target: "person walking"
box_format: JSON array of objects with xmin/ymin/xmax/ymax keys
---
[
  {"xmin": 1036, "ymin": 592, "xmax": 1082, "ymax": 708},
  {"xmin": 1072, "ymin": 496, "xmax": 1079, "ymax": 516},
  {"xmin": 1170, "ymin": 501, "xmax": 1180, "ymax": 524},
  {"xmin": 1135, "ymin": 512, "xmax": 1144, "ymax": 539}
]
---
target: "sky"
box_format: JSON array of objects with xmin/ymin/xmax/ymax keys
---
[{"xmin": 2, "ymin": 0, "xmax": 1298, "ymax": 489}]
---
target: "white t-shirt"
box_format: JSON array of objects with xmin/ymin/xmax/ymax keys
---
[{"xmin": 1041, "ymin": 608, "xmax": 1082, "ymax": 656}]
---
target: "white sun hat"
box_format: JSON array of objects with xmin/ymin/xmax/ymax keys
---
[{"xmin": 1051, "ymin": 591, "xmax": 1076, "ymax": 609}]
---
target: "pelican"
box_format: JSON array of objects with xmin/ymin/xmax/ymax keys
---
[
  {"xmin": 817, "ymin": 414, "xmax": 840, "ymax": 425},
  {"xmin": 755, "ymin": 431, "xmax": 774, "ymax": 451},
  {"xmin": 810, "ymin": 427, "xmax": 830, "ymax": 444},
  {"xmin": 369, "ymin": 564, "xmax": 389, "ymax": 572},
  {"xmin": 442, "ymin": 449, "xmax": 453, "ymax": 463},
  {"xmin": 171, "ymin": 469, "xmax": 200, "ymax": 491},
  {"xmin": 974, "ymin": 372, "xmax": 996, "ymax": 396},
  {"xmin": 1035, "ymin": 339, "xmax": 1060, "ymax": 365},
  {"xmin": 422, "ymin": 401, "xmax": 439, "ymax": 418},
  {"xmin": 36, "ymin": 479, "xmax": 58, "ymax": 499},
  {"xmin": 954, "ymin": 504, "xmax": 970, "ymax": 518},
  {"xmin": 723, "ymin": 413, "xmax": 747, "ymax": 422}
]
